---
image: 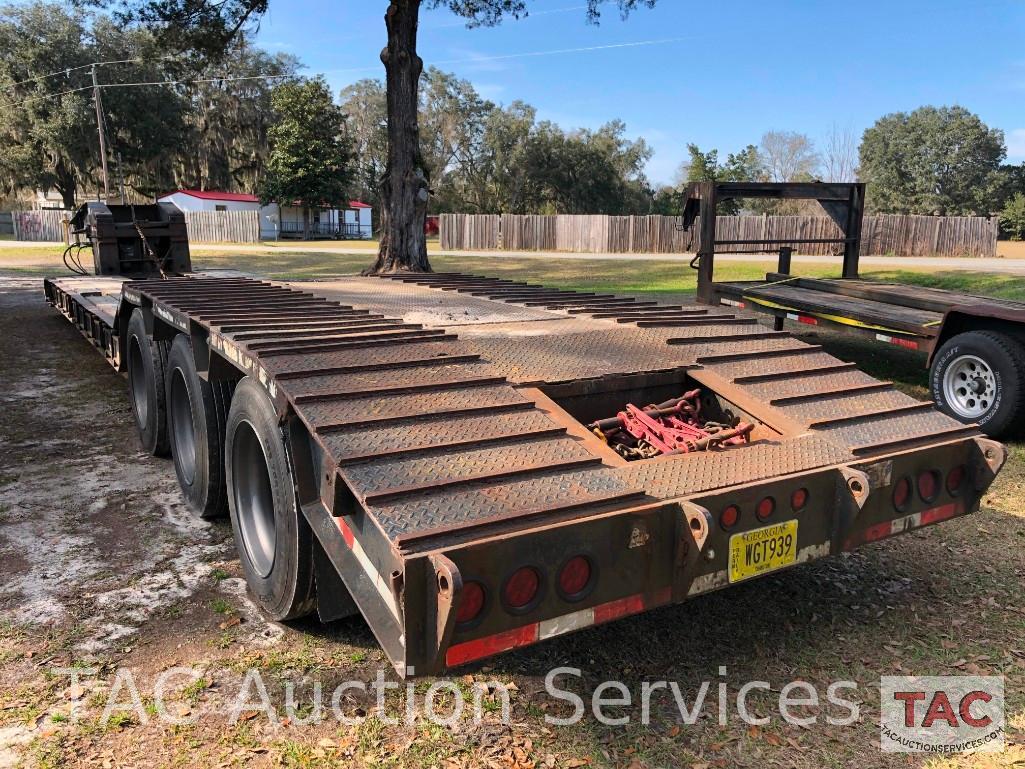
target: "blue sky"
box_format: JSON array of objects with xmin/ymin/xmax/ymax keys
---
[{"xmin": 254, "ymin": 0, "xmax": 1025, "ymax": 185}]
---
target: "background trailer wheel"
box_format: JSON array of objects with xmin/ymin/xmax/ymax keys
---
[
  {"xmin": 126, "ymin": 309, "xmax": 171, "ymax": 456},
  {"xmin": 165, "ymin": 334, "xmax": 234, "ymax": 518},
  {"xmin": 930, "ymin": 330, "xmax": 1025, "ymax": 438},
  {"xmin": 225, "ymin": 377, "xmax": 316, "ymax": 621}
]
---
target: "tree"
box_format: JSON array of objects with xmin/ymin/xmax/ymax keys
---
[
  {"xmin": 0, "ymin": 2, "xmax": 187, "ymax": 207},
  {"xmin": 174, "ymin": 39, "xmax": 300, "ymax": 194},
  {"xmin": 859, "ymin": 105, "xmax": 1006, "ymax": 215},
  {"xmin": 259, "ymin": 78, "xmax": 353, "ymax": 240},
  {"xmin": 822, "ymin": 123, "xmax": 857, "ymax": 183},
  {"xmin": 339, "ymin": 78, "xmax": 388, "ymax": 207},
  {"xmin": 680, "ymin": 143, "xmax": 763, "ymax": 214},
  {"xmin": 95, "ymin": 0, "xmax": 657, "ymax": 272},
  {"xmin": 759, "ymin": 130, "xmax": 819, "ymax": 183},
  {"xmin": 1001, "ymin": 193, "xmax": 1025, "ymax": 241}
]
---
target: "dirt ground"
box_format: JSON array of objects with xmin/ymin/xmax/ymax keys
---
[{"xmin": 1, "ymin": 274, "xmax": 1024, "ymax": 769}]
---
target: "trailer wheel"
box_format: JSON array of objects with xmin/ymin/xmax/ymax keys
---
[
  {"xmin": 930, "ymin": 330, "xmax": 1025, "ymax": 437},
  {"xmin": 126, "ymin": 309, "xmax": 170, "ymax": 456},
  {"xmin": 225, "ymin": 377, "xmax": 316, "ymax": 621},
  {"xmin": 166, "ymin": 335, "xmax": 234, "ymax": 518}
]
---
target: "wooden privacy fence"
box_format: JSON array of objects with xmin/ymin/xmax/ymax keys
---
[
  {"xmin": 184, "ymin": 210, "xmax": 260, "ymax": 243},
  {"xmin": 6, "ymin": 208, "xmax": 261, "ymax": 243},
  {"xmin": 11, "ymin": 209, "xmax": 69, "ymax": 242},
  {"xmin": 440, "ymin": 213, "xmax": 1000, "ymax": 257}
]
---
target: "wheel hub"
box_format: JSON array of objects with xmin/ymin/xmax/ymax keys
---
[
  {"xmin": 128, "ymin": 336, "xmax": 148, "ymax": 429},
  {"xmin": 169, "ymin": 369, "xmax": 197, "ymax": 485},
  {"xmin": 942, "ymin": 354, "xmax": 996, "ymax": 420},
  {"xmin": 232, "ymin": 420, "xmax": 276, "ymax": 578}
]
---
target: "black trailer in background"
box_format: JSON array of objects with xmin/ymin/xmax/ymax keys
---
[{"xmin": 684, "ymin": 181, "xmax": 1025, "ymax": 437}]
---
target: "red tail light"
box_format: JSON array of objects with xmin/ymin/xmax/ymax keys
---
[
  {"xmin": 790, "ymin": 488, "xmax": 809, "ymax": 511},
  {"xmin": 756, "ymin": 496, "xmax": 775, "ymax": 521},
  {"xmin": 503, "ymin": 567, "xmax": 541, "ymax": 611},
  {"xmin": 946, "ymin": 465, "xmax": 966, "ymax": 496},
  {"xmin": 917, "ymin": 470, "xmax": 940, "ymax": 503},
  {"xmin": 456, "ymin": 581, "xmax": 486, "ymax": 626},
  {"xmin": 557, "ymin": 556, "xmax": 592, "ymax": 600},
  {"xmin": 720, "ymin": 504, "xmax": 740, "ymax": 530},
  {"xmin": 893, "ymin": 476, "xmax": 912, "ymax": 511}
]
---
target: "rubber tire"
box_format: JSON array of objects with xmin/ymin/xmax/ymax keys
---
[
  {"xmin": 126, "ymin": 309, "xmax": 170, "ymax": 457},
  {"xmin": 930, "ymin": 330, "xmax": 1025, "ymax": 438},
  {"xmin": 165, "ymin": 334, "xmax": 234, "ymax": 518},
  {"xmin": 225, "ymin": 376, "xmax": 316, "ymax": 621}
]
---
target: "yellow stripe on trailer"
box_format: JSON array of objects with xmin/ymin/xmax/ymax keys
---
[{"xmin": 741, "ymin": 294, "xmax": 919, "ymax": 336}]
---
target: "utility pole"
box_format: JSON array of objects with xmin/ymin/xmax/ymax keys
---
[
  {"xmin": 116, "ymin": 152, "xmax": 126, "ymax": 203},
  {"xmin": 91, "ymin": 64, "xmax": 110, "ymax": 201}
]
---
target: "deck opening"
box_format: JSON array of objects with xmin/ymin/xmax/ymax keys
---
[{"xmin": 537, "ymin": 371, "xmax": 769, "ymax": 462}]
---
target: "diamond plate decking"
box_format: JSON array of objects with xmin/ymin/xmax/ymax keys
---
[{"xmin": 54, "ymin": 271, "xmax": 978, "ymax": 552}]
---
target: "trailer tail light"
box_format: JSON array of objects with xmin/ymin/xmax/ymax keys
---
[
  {"xmin": 557, "ymin": 556, "xmax": 593, "ymax": 601},
  {"xmin": 720, "ymin": 504, "xmax": 740, "ymax": 530},
  {"xmin": 946, "ymin": 465, "xmax": 966, "ymax": 496},
  {"xmin": 756, "ymin": 496, "xmax": 775, "ymax": 521},
  {"xmin": 917, "ymin": 470, "xmax": 940, "ymax": 503},
  {"xmin": 503, "ymin": 566, "xmax": 542, "ymax": 612},
  {"xmin": 456, "ymin": 581, "xmax": 486, "ymax": 626},
  {"xmin": 790, "ymin": 488, "xmax": 809, "ymax": 512},
  {"xmin": 893, "ymin": 476, "xmax": 912, "ymax": 511}
]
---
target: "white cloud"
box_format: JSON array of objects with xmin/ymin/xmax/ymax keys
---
[{"xmin": 1008, "ymin": 128, "xmax": 1025, "ymax": 160}]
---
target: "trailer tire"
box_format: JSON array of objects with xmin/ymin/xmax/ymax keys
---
[
  {"xmin": 225, "ymin": 377, "xmax": 316, "ymax": 621},
  {"xmin": 930, "ymin": 330, "xmax": 1025, "ymax": 438},
  {"xmin": 126, "ymin": 309, "xmax": 171, "ymax": 457},
  {"xmin": 166, "ymin": 335, "xmax": 234, "ymax": 518}
]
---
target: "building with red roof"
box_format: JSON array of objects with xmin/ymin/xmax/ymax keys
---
[{"xmin": 156, "ymin": 189, "xmax": 373, "ymax": 240}]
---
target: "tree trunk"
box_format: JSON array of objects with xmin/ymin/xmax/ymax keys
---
[
  {"xmin": 54, "ymin": 158, "xmax": 77, "ymax": 210},
  {"xmin": 364, "ymin": 0, "xmax": 431, "ymax": 274},
  {"xmin": 303, "ymin": 205, "xmax": 310, "ymax": 240}
]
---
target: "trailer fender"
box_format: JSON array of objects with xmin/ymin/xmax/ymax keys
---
[{"xmin": 931, "ymin": 305, "xmax": 1025, "ymax": 366}]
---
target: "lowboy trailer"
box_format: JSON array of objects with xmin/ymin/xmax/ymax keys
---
[{"xmin": 43, "ymin": 203, "xmax": 1007, "ymax": 676}]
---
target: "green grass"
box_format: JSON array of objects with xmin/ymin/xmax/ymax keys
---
[{"xmin": 5, "ymin": 242, "xmax": 1025, "ymax": 304}]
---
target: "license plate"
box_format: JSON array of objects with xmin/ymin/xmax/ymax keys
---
[{"xmin": 728, "ymin": 520, "xmax": 798, "ymax": 583}]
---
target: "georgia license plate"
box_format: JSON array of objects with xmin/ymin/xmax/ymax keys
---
[{"xmin": 728, "ymin": 520, "xmax": 798, "ymax": 583}]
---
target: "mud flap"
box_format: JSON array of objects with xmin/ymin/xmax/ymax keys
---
[{"xmin": 314, "ymin": 539, "xmax": 360, "ymax": 622}]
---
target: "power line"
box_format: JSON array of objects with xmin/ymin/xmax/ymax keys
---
[
  {"xmin": 4, "ymin": 56, "xmax": 178, "ymax": 90},
  {"xmin": 3, "ymin": 71, "xmax": 296, "ymax": 109}
]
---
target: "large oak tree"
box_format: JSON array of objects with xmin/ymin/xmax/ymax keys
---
[{"xmin": 90, "ymin": 0, "xmax": 656, "ymax": 271}]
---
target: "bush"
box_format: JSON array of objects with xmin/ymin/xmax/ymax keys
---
[{"xmin": 1001, "ymin": 193, "xmax": 1025, "ymax": 241}]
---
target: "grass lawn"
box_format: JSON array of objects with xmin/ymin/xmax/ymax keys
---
[
  {"xmin": 2, "ymin": 247, "xmax": 1025, "ymax": 768},
  {"xmin": 6, "ymin": 243, "xmax": 1025, "ymax": 301}
]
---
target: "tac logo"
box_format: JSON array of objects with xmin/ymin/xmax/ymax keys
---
[{"xmin": 880, "ymin": 676, "xmax": 1004, "ymax": 753}]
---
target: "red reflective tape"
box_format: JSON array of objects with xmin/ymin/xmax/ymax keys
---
[
  {"xmin": 920, "ymin": 502, "xmax": 959, "ymax": 526},
  {"xmin": 798, "ymin": 315, "xmax": 818, "ymax": 325},
  {"xmin": 890, "ymin": 337, "xmax": 918, "ymax": 350},
  {"xmin": 862, "ymin": 520, "xmax": 894, "ymax": 543},
  {"xmin": 335, "ymin": 517, "xmax": 355, "ymax": 548},
  {"xmin": 445, "ymin": 589, "xmax": 668, "ymax": 668},
  {"xmin": 594, "ymin": 594, "xmax": 645, "ymax": 624},
  {"xmin": 446, "ymin": 624, "xmax": 538, "ymax": 667}
]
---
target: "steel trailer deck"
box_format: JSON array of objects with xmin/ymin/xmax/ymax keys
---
[{"xmin": 43, "ymin": 271, "xmax": 1005, "ymax": 674}]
